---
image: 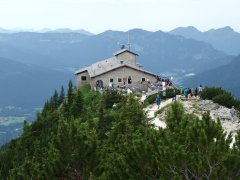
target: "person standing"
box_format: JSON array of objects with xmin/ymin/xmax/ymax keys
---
[
  {"xmin": 156, "ymin": 95, "xmax": 161, "ymax": 109},
  {"xmin": 172, "ymin": 89, "xmax": 177, "ymax": 102},
  {"xmin": 230, "ymin": 106, "xmax": 236, "ymax": 121},
  {"xmin": 195, "ymin": 87, "xmax": 198, "ymax": 97},
  {"xmin": 184, "ymin": 88, "xmax": 189, "ymax": 99},
  {"xmin": 109, "ymin": 82, "xmax": 112, "ymax": 90},
  {"xmin": 198, "ymin": 85, "xmax": 203, "ymax": 93},
  {"xmin": 188, "ymin": 88, "xmax": 192, "ymax": 98}
]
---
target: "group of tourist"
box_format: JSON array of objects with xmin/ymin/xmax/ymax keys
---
[
  {"xmin": 156, "ymin": 76, "xmax": 173, "ymax": 86},
  {"xmin": 154, "ymin": 85, "xmax": 203, "ymax": 108},
  {"xmin": 154, "ymin": 85, "xmax": 240, "ymax": 124},
  {"xmin": 183, "ymin": 85, "xmax": 203, "ymax": 99}
]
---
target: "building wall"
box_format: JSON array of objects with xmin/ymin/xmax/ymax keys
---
[
  {"xmin": 91, "ymin": 66, "xmax": 157, "ymax": 88},
  {"xmin": 116, "ymin": 52, "xmax": 136, "ymax": 65},
  {"xmin": 76, "ymin": 71, "xmax": 91, "ymax": 88}
]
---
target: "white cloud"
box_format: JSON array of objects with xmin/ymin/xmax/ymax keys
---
[{"xmin": 185, "ymin": 73, "xmax": 196, "ymax": 77}]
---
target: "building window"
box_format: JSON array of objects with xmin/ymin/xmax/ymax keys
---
[
  {"xmin": 142, "ymin": 78, "xmax": 146, "ymax": 82},
  {"xmin": 128, "ymin": 76, "xmax": 132, "ymax": 84},
  {"xmin": 118, "ymin": 78, "xmax": 122, "ymax": 82},
  {"xmin": 81, "ymin": 76, "xmax": 87, "ymax": 81},
  {"xmin": 110, "ymin": 78, "xmax": 114, "ymax": 82}
]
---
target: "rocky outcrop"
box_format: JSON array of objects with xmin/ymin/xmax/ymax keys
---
[
  {"xmin": 150, "ymin": 97, "xmax": 240, "ymax": 137},
  {"xmin": 181, "ymin": 99, "xmax": 240, "ymax": 136}
]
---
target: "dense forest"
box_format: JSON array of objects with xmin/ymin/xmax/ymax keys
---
[{"xmin": 0, "ymin": 82, "xmax": 240, "ymax": 179}]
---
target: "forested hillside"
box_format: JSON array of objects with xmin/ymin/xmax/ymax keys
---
[{"xmin": 1, "ymin": 83, "xmax": 240, "ymax": 179}]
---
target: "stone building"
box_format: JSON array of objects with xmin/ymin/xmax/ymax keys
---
[{"xmin": 75, "ymin": 48, "xmax": 158, "ymax": 90}]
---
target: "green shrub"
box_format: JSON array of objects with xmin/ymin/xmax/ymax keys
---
[
  {"xmin": 235, "ymin": 102, "xmax": 240, "ymax": 112},
  {"xmin": 201, "ymin": 87, "xmax": 240, "ymax": 111},
  {"xmin": 103, "ymin": 90, "xmax": 123, "ymax": 108},
  {"xmin": 212, "ymin": 93, "xmax": 237, "ymax": 108},
  {"xmin": 79, "ymin": 84, "xmax": 91, "ymax": 93},
  {"xmin": 200, "ymin": 87, "xmax": 226, "ymax": 100},
  {"xmin": 146, "ymin": 93, "xmax": 158, "ymax": 105}
]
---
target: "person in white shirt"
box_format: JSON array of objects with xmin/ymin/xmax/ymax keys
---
[
  {"xmin": 230, "ymin": 106, "xmax": 236, "ymax": 121},
  {"xmin": 198, "ymin": 85, "xmax": 203, "ymax": 93}
]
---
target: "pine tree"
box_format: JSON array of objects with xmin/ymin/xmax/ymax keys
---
[
  {"xmin": 58, "ymin": 85, "xmax": 65, "ymax": 105},
  {"xmin": 62, "ymin": 100, "xmax": 70, "ymax": 119},
  {"xmin": 71, "ymin": 89, "xmax": 84, "ymax": 118},
  {"xmin": 67, "ymin": 80, "xmax": 74, "ymax": 106},
  {"xmin": 23, "ymin": 120, "xmax": 30, "ymax": 133},
  {"xmin": 52, "ymin": 89, "xmax": 59, "ymax": 109}
]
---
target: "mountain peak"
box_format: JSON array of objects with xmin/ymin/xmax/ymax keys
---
[
  {"xmin": 207, "ymin": 26, "xmax": 234, "ymax": 33},
  {"xmin": 219, "ymin": 26, "xmax": 234, "ymax": 32},
  {"xmin": 127, "ymin": 28, "xmax": 152, "ymax": 33},
  {"xmin": 170, "ymin": 26, "xmax": 201, "ymax": 34},
  {"xmin": 45, "ymin": 28, "xmax": 93, "ymax": 35}
]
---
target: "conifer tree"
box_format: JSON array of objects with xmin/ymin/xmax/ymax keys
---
[
  {"xmin": 58, "ymin": 85, "xmax": 65, "ymax": 105},
  {"xmin": 23, "ymin": 120, "xmax": 30, "ymax": 133},
  {"xmin": 67, "ymin": 80, "xmax": 74, "ymax": 106},
  {"xmin": 71, "ymin": 89, "xmax": 84, "ymax": 118},
  {"xmin": 62, "ymin": 100, "xmax": 70, "ymax": 118},
  {"xmin": 52, "ymin": 89, "xmax": 59, "ymax": 109}
]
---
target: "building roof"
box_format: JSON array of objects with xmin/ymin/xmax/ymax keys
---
[
  {"xmin": 75, "ymin": 57, "xmax": 156, "ymax": 78},
  {"xmin": 113, "ymin": 49, "xmax": 138, "ymax": 56}
]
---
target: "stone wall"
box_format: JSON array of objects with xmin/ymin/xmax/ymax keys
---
[
  {"xmin": 116, "ymin": 51, "xmax": 136, "ymax": 65},
  {"xmin": 90, "ymin": 66, "xmax": 157, "ymax": 88},
  {"xmin": 76, "ymin": 71, "xmax": 91, "ymax": 88}
]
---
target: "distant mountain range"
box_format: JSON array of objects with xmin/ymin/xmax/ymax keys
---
[
  {"xmin": 0, "ymin": 29, "xmax": 231, "ymax": 74},
  {"xmin": 0, "ymin": 27, "xmax": 94, "ymax": 36},
  {"xmin": 0, "ymin": 57, "xmax": 73, "ymax": 108},
  {"xmin": 92, "ymin": 29, "xmax": 231, "ymax": 75},
  {"xmin": 184, "ymin": 55, "xmax": 240, "ymax": 99},
  {"xmin": 169, "ymin": 26, "xmax": 240, "ymax": 55}
]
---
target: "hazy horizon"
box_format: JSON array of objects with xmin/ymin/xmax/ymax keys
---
[
  {"xmin": 0, "ymin": 0, "xmax": 239, "ymax": 34},
  {"xmin": 0, "ymin": 26, "xmax": 239, "ymax": 34}
]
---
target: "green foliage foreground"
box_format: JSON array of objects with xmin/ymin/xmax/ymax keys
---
[{"xmin": 0, "ymin": 83, "xmax": 240, "ymax": 179}]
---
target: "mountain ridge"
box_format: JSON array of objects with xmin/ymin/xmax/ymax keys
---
[
  {"xmin": 0, "ymin": 27, "xmax": 93, "ymax": 35},
  {"xmin": 0, "ymin": 29, "xmax": 230, "ymax": 74},
  {"xmin": 170, "ymin": 26, "xmax": 240, "ymax": 55}
]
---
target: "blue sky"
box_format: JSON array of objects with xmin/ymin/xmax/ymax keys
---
[{"xmin": 0, "ymin": 0, "xmax": 239, "ymax": 33}]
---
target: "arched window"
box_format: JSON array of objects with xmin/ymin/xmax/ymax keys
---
[{"xmin": 96, "ymin": 80, "xmax": 103, "ymax": 89}]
